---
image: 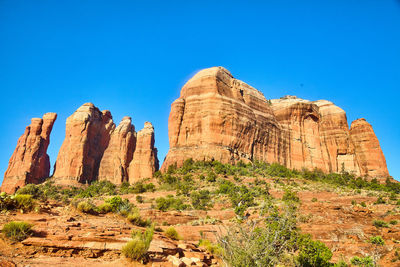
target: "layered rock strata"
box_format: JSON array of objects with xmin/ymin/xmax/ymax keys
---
[
  {"xmin": 1, "ymin": 113, "xmax": 57, "ymax": 193},
  {"xmin": 98, "ymin": 116, "xmax": 136, "ymax": 184},
  {"xmin": 128, "ymin": 122, "xmax": 159, "ymax": 182},
  {"xmin": 162, "ymin": 67, "xmax": 389, "ymax": 179}
]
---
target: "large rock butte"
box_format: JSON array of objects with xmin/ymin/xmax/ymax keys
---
[
  {"xmin": 128, "ymin": 122, "xmax": 159, "ymax": 182},
  {"xmin": 1, "ymin": 113, "xmax": 57, "ymax": 193},
  {"xmin": 52, "ymin": 103, "xmax": 159, "ymax": 186},
  {"xmin": 162, "ymin": 67, "xmax": 389, "ymax": 180}
]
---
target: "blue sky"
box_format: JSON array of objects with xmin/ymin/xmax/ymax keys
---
[{"xmin": 0, "ymin": 0, "xmax": 399, "ymax": 182}]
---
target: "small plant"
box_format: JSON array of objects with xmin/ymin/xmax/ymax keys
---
[
  {"xmin": 297, "ymin": 237, "xmax": 333, "ymax": 267},
  {"xmin": 390, "ymin": 220, "xmax": 398, "ymax": 225},
  {"xmin": 198, "ymin": 239, "xmax": 222, "ymax": 255},
  {"xmin": 127, "ymin": 209, "xmax": 151, "ymax": 227},
  {"xmin": 191, "ymin": 190, "xmax": 212, "ymax": 210},
  {"xmin": 206, "ymin": 171, "xmax": 217, "ymax": 182},
  {"xmin": 2, "ymin": 221, "xmax": 33, "ymax": 241},
  {"xmin": 311, "ymin": 197, "xmax": 318, "ymax": 202},
  {"xmin": 155, "ymin": 195, "xmax": 188, "ymax": 211},
  {"xmin": 14, "ymin": 194, "xmax": 35, "ymax": 212},
  {"xmin": 369, "ymin": 235, "xmax": 385, "ymax": 245},
  {"xmin": 136, "ymin": 195, "xmax": 144, "ymax": 203},
  {"xmin": 97, "ymin": 203, "xmax": 113, "ymax": 214},
  {"xmin": 165, "ymin": 227, "xmax": 180, "ymax": 240},
  {"xmin": 373, "ymin": 220, "xmax": 389, "ymax": 228},
  {"xmin": 374, "ymin": 196, "xmax": 386, "ymax": 204},
  {"xmin": 350, "ymin": 256, "xmax": 374, "ymax": 267},
  {"xmin": 351, "ymin": 200, "xmax": 357, "ymax": 206},
  {"xmin": 360, "ymin": 201, "xmax": 367, "ymax": 207},
  {"xmin": 77, "ymin": 201, "xmax": 97, "ymax": 214},
  {"xmin": 122, "ymin": 227, "xmax": 154, "ymax": 261},
  {"xmin": 282, "ymin": 189, "xmax": 300, "ymax": 203}
]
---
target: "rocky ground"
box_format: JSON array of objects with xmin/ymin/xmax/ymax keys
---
[{"xmin": 0, "ymin": 175, "xmax": 400, "ymax": 267}]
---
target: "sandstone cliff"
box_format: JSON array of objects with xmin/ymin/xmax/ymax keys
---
[
  {"xmin": 98, "ymin": 116, "xmax": 136, "ymax": 184},
  {"xmin": 1, "ymin": 113, "xmax": 57, "ymax": 193},
  {"xmin": 162, "ymin": 67, "xmax": 389, "ymax": 179},
  {"xmin": 128, "ymin": 122, "xmax": 159, "ymax": 182},
  {"xmin": 52, "ymin": 103, "xmax": 115, "ymax": 185}
]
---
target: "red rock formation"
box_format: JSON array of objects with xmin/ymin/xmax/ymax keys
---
[
  {"xmin": 350, "ymin": 118, "xmax": 389, "ymax": 178},
  {"xmin": 162, "ymin": 67, "xmax": 286, "ymax": 171},
  {"xmin": 98, "ymin": 116, "xmax": 136, "ymax": 184},
  {"xmin": 53, "ymin": 103, "xmax": 114, "ymax": 185},
  {"xmin": 162, "ymin": 67, "xmax": 389, "ymax": 179},
  {"xmin": 128, "ymin": 122, "xmax": 159, "ymax": 181},
  {"xmin": 1, "ymin": 113, "xmax": 57, "ymax": 193}
]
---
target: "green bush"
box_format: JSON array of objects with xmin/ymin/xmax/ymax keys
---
[
  {"xmin": 165, "ymin": 227, "xmax": 180, "ymax": 240},
  {"xmin": 105, "ymin": 196, "xmax": 134, "ymax": 215},
  {"xmin": 78, "ymin": 181, "xmax": 116, "ymax": 198},
  {"xmin": 297, "ymin": 236, "xmax": 333, "ymax": 267},
  {"xmin": 229, "ymin": 185, "xmax": 255, "ymax": 216},
  {"xmin": 127, "ymin": 209, "xmax": 151, "ymax": 227},
  {"xmin": 373, "ymin": 220, "xmax": 389, "ymax": 228},
  {"xmin": 369, "ymin": 235, "xmax": 385, "ymax": 245},
  {"xmin": 312, "ymin": 198, "xmax": 318, "ymax": 202},
  {"xmin": 206, "ymin": 171, "xmax": 217, "ymax": 182},
  {"xmin": 360, "ymin": 201, "xmax": 367, "ymax": 207},
  {"xmin": 374, "ymin": 196, "xmax": 386, "ymax": 204},
  {"xmin": 155, "ymin": 195, "xmax": 188, "ymax": 211},
  {"xmin": 198, "ymin": 239, "xmax": 222, "ymax": 255},
  {"xmin": 97, "ymin": 203, "xmax": 113, "ymax": 214},
  {"xmin": 350, "ymin": 256, "xmax": 374, "ymax": 267},
  {"xmin": 2, "ymin": 221, "xmax": 33, "ymax": 241},
  {"xmin": 282, "ymin": 189, "xmax": 300, "ymax": 203},
  {"xmin": 191, "ymin": 190, "xmax": 212, "ymax": 210},
  {"xmin": 122, "ymin": 227, "xmax": 154, "ymax": 260},
  {"xmin": 14, "ymin": 194, "xmax": 35, "ymax": 211},
  {"xmin": 390, "ymin": 220, "xmax": 398, "ymax": 225},
  {"xmin": 77, "ymin": 201, "xmax": 97, "ymax": 214}
]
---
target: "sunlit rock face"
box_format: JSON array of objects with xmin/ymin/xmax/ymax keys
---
[
  {"xmin": 128, "ymin": 122, "xmax": 159, "ymax": 182},
  {"xmin": 52, "ymin": 103, "xmax": 115, "ymax": 185},
  {"xmin": 1, "ymin": 113, "xmax": 57, "ymax": 193},
  {"xmin": 162, "ymin": 67, "xmax": 389, "ymax": 180}
]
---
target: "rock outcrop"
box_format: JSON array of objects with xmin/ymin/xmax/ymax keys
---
[
  {"xmin": 1, "ymin": 113, "xmax": 57, "ymax": 193},
  {"xmin": 98, "ymin": 116, "xmax": 136, "ymax": 184},
  {"xmin": 350, "ymin": 119, "xmax": 389, "ymax": 178},
  {"xmin": 53, "ymin": 103, "xmax": 115, "ymax": 185},
  {"xmin": 162, "ymin": 67, "xmax": 389, "ymax": 179},
  {"xmin": 128, "ymin": 122, "xmax": 159, "ymax": 182},
  {"xmin": 52, "ymin": 103, "xmax": 159, "ymax": 185}
]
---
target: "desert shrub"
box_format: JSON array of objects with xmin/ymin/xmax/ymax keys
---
[
  {"xmin": 122, "ymin": 226, "xmax": 154, "ymax": 261},
  {"xmin": 374, "ymin": 196, "xmax": 386, "ymax": 204},
  {"xmin": 165, "ymin": 227, "xmax": 180, "ymax": 240},
  {"xmin": 351, "ymin": 200, "xmax": 357, "ymax": 205},
  {"xmin": 282, "ymin": 189, "xmax": 300, "ymax": 203},
  {"xmin": 369, "ymin": 235, "xmax": 385, "ymax": 245},
  {"xmin": 127, "ymin": 209, "xmax": 151, "ymax": 227},
  {"xmin": 206, "ymin": 171, "xmax": 217, "ymax": 182},
  {"xmin": 267, "ymin": 163, "xmax": 294, "ymax": 178},
  {"xmin": 350, "ymin": 256, "xmax": 374, "ymax": 267},
  {"xmin": 0, "ymin": 193, "xmax": 16, "ymax": 211},
  {"xmin": 16, "ymin": 184, "xmax": 41, "ymax": 198},
  {"xmin": 77, "ymin": 201, "xmax": 97, "ymax": 214},
  {"xmin": 297, "ymin": 236, "xmax": 333, "ymax": 267},
  {"xmin": 2, "ymin": 221, "xmax": 33, "ymax": 241},
  {"xmin": 219, "ymin": 200, "xmax": 300, "ymax": 266},
  {"xmin": 155, "ymin": 195, "xmax": 188, "ymax": 211},
  {"xmin": 191, "ymin": 190, "xmax": 212, "ymax": 210},
  {"xmin": 97, "ymin": 203, "xmax": 113, "ymax": 214},
  {"xmin": 136, "ymin": 195, "xmax": 144, "ymax": 203},
  {"xmin": 217, "ymin": 179, "xmax": 235, "ymax": 194},
  {"xmin": 198, "ymin": 239, "xmax": 222, "ymax": 255},
  {"xmin": 390, "ymin": 220, "xmax": 398, "ymax": 225},
  {"xmin": 229, "ymin": 185, "xmax": 256, "ymax": 216},
  {"xmin": 77, "ymin": 181, "xmax": 116, "ymax": 198},
  {"xmin": 312, "ymin": 197, "xmax": 318, "ymax": 202},
  {"xmin": 14, "ymin": 194, "xmax": 35, "ymax": 211},
  {"xmin": 373, "ymin": 220, "xmax": 389, "ymax": 228},
  {"xmin": 105, "ymin": 196, "xmax": 134, "ymax": 215},
  {"xmin": 360, "ymin": 201, "xmax": 367, "ymax": 207}
]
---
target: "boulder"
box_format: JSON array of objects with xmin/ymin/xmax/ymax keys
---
[{"xmin": 1, "ymin": 113, "xmax": 57, "ymax": 193}]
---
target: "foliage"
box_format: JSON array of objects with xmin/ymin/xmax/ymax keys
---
[
  {"xmin": 0, "ymin": 193, "xmax": 35, "ymax": 212},
  {"xmin": 369, "ymin": 236, "xmax": 385, "ymax": 245},
  {"xmin": 127, "ymin": 209, "xmax": 151, "ymax": 227},
  {"xmin": 373, "ymin": 220, "xmax": 389, "ymax": 228},
  {"xmin": 282, "ymin": 189, "xmax": 300, "ymax": 203},
  {"xmin": 2, "ymin": 221, "xmax": 33, "ymax": 241},
  {"xmin": 350, "ymin": 256, "xmax": 374, "ymax": 267},
  {"xmin": 165, "ymin": 227, "xmax": 180, "ymax": 240},
  {"xmin": 105, "ymin": 196, "xmax": 134, "ymax": 215},
  {"xmin": 77, "ymin": 200, "xmax": 97, "ymax": 214},
  {"xmin": 198, "ymin": 239, "xmax": 222, "ymax": 255},
  {"xmin": 374, "ymin": 196, "xmax": 386, "ymax": 205},
  {"xmin": 97, "ymin": 203, "xmax": 113, "ymax": 214},
  {"xmin": 191, "ymin": 190, "xmax": 213, "ymax": 210},
  {"xmin": 297, "ymin": 235, "xmax": 333, "ymax": 267},
  {"xmin": 122, "ymin": 226, "xmax": 154, "ymax": 261},
  {"xmin": 155, "ymin": 195, "xmax": 188, "ymax": 211},
  {"xmin": 119, "ymin": 182, "xmax": 156, "ymax": 194}
]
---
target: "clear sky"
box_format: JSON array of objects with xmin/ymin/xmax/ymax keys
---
[{"xmin": 0, "ymin": 0, "xmax": 399, "ymax": 183}]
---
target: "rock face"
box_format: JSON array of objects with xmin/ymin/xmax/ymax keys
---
[
  {"xmin": 98, "ymin": 116, "xmax": 136, "ymax": 184},
  {"xmin": 53, "ymin": 103, "xmax": 115, "ymax": 185},
  {"xmin": 1, "ymin": 113, "xmax": 57, "ymax": 193},
  {"xmin": 162, "ymin": 67, "xmax": 389, "ymax": 179},
  {"xmin": 128, "ymin": 122, "xmax": 159, "ymax": 182},
  {"xmin": 52, "ymin": 103, "xmax": 159, "ymax": 185},
  {"xmin": 350, "ymin": 119, "xmax": 389, "ymax": 177}
]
